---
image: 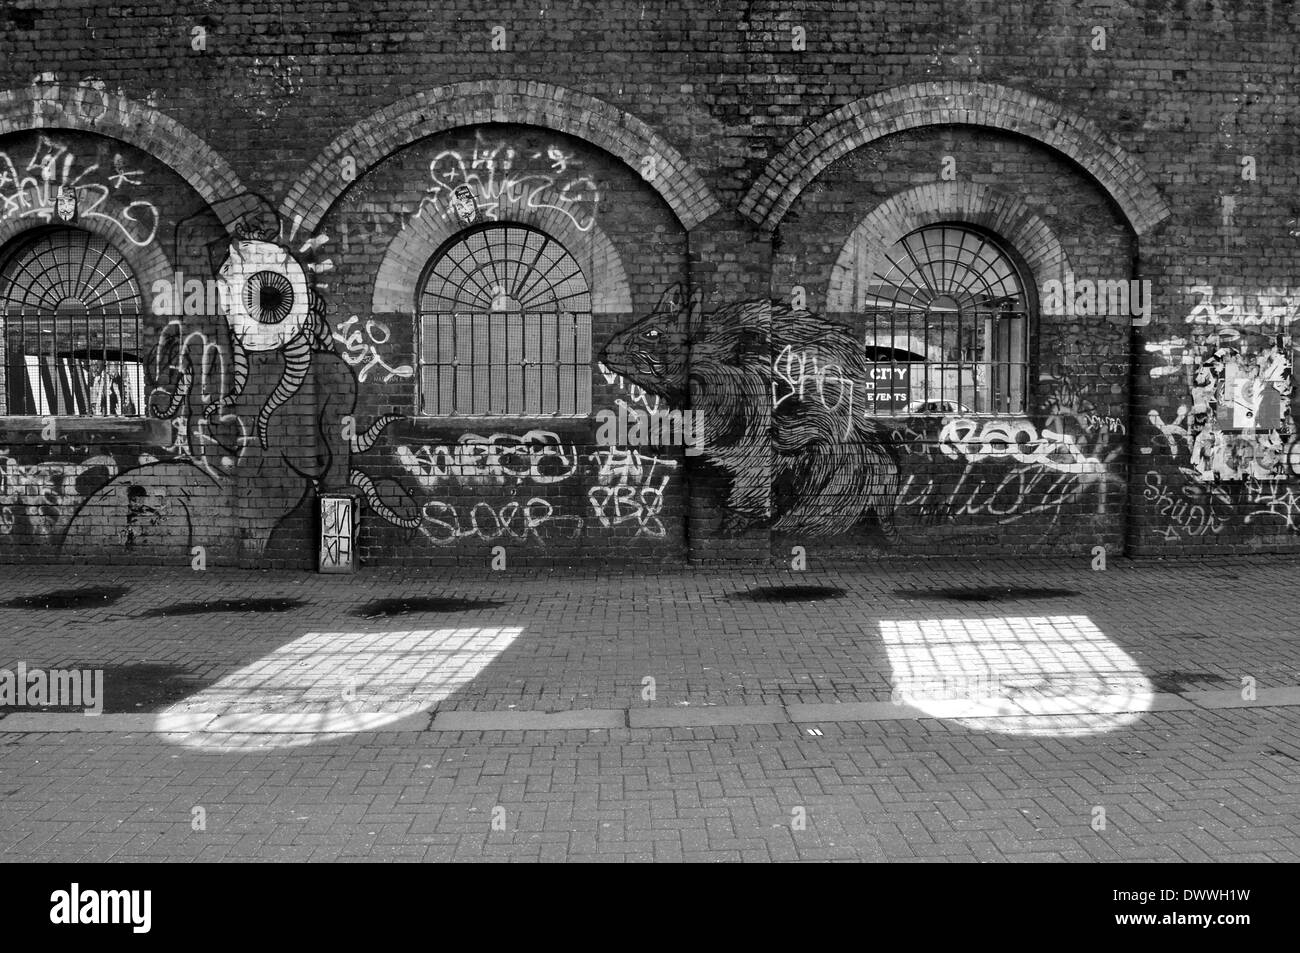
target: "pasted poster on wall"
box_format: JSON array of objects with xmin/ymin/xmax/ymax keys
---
[
  {"xmin": 865, "ymin": 363, "xmax": 910, "ymax": 414},
  {"xmin": 1147, "ymin": 325, "xmax": 1295, "ymax": 482}
]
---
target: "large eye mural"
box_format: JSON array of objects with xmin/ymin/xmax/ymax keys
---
[
  {"xmin": 204, "ymin": 237, "xmax": 330, "ymax": 449},
  {"xmin": 100, "ymin": 209, "xmax": 421, "ymax": 563}
]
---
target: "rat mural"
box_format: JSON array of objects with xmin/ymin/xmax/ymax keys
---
[{"xmin": 600, "ymin": 284, "xmax": 902, "ymax": 541}]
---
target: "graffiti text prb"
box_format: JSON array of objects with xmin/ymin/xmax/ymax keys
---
[
  {"xmin": 1040, "ymin": 273, "xmax": 1152, "ymax": 326},
  {"xmin": 595, "ymin": 402, "xmax": 705, "ymax": 457}
]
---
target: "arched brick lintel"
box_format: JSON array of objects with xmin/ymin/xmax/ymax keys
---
[
  {"xmin": 371, "ymin": 204, "xmax": 633, "ymax": 318},
  {"xmin": 825, "ymin": 181, "xmax": 1073, "ymax": 314},
  {"xmin": 0, "ymin": 84, "xmax": 256, "ymax": 230},
  {"xmin": 281, "ymin": 81, "xmax": 722, "ymax": 234},
  {"xmin": 0, "ymin": 204, "xmax": 173, "ymax": 301},
  {"xmin": 742, "ymin": 81, "xmax": 1172, "ymax": 238}
]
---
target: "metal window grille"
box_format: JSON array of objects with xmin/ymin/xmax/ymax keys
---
[
  {"xmin": 0, "ymin": 228, "xmax": 144, "ymax": 416},
  {"xmin": 858, "ymin": 224, "xmax": 1030, "ymax": 416},
  {"xmin": 417, "ymin": 224, "xmax": 592, "ymax": 417}
]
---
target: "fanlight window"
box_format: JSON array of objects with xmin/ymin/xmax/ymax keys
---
[
  {"xmin": 859, "ymin": 224, "xmax": 1030, "ymax": 416},
  {"xmin": 417, "ymin": 224, "xmax": 592, "ymax": 417},
  {"xmin": 0, "ymin": 228, "xmax": 144, "ymax": 416}
]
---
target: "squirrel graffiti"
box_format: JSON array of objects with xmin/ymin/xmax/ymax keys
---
[{"xmin": 601, "ymin": 284, "xmax": 902, "ymax": 542}]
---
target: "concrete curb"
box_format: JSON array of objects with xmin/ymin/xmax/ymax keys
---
[{"xmin": 0, "ymin": 688, "xmax": 1294, "ymax": 736}]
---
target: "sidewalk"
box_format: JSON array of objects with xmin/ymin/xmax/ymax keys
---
[{"xmin": 1, "ymin": 556, "xmax": 1299, "ymax": 861}]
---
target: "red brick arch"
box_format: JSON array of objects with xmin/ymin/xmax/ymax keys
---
[
  {"xmin": 0, "ymin": 82, "xmax": 255, "ymax": 229},
  {"xmin": 281, "ymin": 81, "xmax": 721, "ymax": 234},
  {"xmin": 741, "ymin": 81, "xmax": 1172, "ymax": 238}
]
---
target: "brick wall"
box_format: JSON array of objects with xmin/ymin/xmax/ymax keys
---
[{"xmin": 0, "ymin": 0, "xmax": 1296, "ymax": 568}]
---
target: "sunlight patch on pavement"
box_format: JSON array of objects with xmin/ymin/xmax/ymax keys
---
[
  {"xmin": 880, "ymin": 615, "xmax": 1152, "ymax": 736},
  {"xmin": 154, "ymin": 626, "xmax": 522, "ymax": 751}
]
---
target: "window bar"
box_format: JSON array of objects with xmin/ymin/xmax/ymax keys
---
[
  {"xmin": 889, "ymin": 306, "xmax": 898, "ymax": 418},
  {"xmin": 42, "ymin": 251, "xmax": 52, "ymax": 415},
  {"xmin": 13, "ymin": 313, "xmax": 20, "ymax": 414},
  {"xmin": 83, "ymin": 307, "xmax": 90, "ymax": 415},
  {"xmin": 14, "ymin": 313, "xmax": 21, "ymax": 414},
  {"xmin": 23, "ymin": 313, "xmax": 30, "ymax": 415},
  {"xmin": 939, "ymin": 293, "xmax": 948, "ymax": 412},
  {"xmin": 116, "ymin": 308, "xmax": 123, "ymax": 415},
  {"xmin": 75, "ymin": 236, "xmax": 90, "ymax": 416}
]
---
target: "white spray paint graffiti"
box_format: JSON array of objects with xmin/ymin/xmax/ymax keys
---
[
  {"xmin": 1142, "ymin": 470, "xmax": 1228, "ymax": 541},
  {"xmin": 396, "ymin": 430, "xmax": 587, "ymax": 545},
  {"xmin": 419, "ymin": 131, "xmax": 600, "ymax": 233},
  {"xmin": 389, "ymin": 350, "xmax": 700, "ymax": 548},
  {"xmin": 333, "ymin": 315, "xmax": 413, "ymax": 383},
  {"xmin": 938, "ymin": 417, "xmax": 1104, "ymax": 474},
  {"xmin": 1184, "ymin": 285, "xmax": 1300, "ymax": 327},
  {"xmin": 0, "ymin": 453, "xmax": 120, "ymax": 536},
  {"xmin": 393, "ymin": 427, "xmax": 681, "ymax": 546},
  {"xmin": 598, "ymin": 362, "xmax": 662, "ymax": 415},
  {"xmin": 772, "ymin": 345, "xmax": 856, "ymax": 437},
  {"xmin": 897, "ymin": 396, "xmax": 1123, "ymax": 532},
  {"xmin": 0, "ymin": 135, "xmax": 158, "ymax": 247},
  {"xmin": 418, "ymin": 496, "xmax": 584, "ymax": 546},
  {"xmin": 396, "ymin": 431, "xmax": 580, "ymax": 490},
  {"xmin": 148, "ymin": 319, "xmax": 249, "ymax": 479},
  {"xmin": 1244, "ymin": 476, "xmax": 1300, "ymax": 533},
  {"xmin": 588, "ymin": 448, "xmax": 677, "ymax": 538}
]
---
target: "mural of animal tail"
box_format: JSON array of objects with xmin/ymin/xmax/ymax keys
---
[{"xmin": 600, "ymin": 283, "xmax": 903, "ymax": 545}]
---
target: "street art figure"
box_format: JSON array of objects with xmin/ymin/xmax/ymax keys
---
[
  {"xmin": 203, "ymin": 234, "xmax": 330, "ymax": 449},
  {"xmin": 52, "ymin": 215, "xmax": 420, "ymax": 562},
  {"xmin": 601, "ymin": 284, "xmax": 902, "ymax": 541}
]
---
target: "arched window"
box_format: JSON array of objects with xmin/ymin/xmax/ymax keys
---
[
  {"xmin": 860, "ymin": 224, "xmax": 1030, "ymax": 416},
  {"xmin": 417, "ymin": 223, "xmax": 592, "ymax": 416},
  {"xmin": 0, "ymin": 228, "xmax": 144, "ymax": 416}
]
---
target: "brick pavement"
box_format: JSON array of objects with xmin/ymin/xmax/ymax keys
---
[{"xmin": 1, "ymin": 556, "xmax": 1299, "ymax": 861}]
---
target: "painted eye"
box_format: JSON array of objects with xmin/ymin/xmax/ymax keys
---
[
  {"xmin": 642, "ymin": 328, "xmax": 660, "ymax": 341},
  {"xmin": 244, "ymin": 270, "xmax": 295, "ymax": 324}
]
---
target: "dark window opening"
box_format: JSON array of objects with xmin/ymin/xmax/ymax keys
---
[
  {"xmin": 859, "ymin": 224, "xmax": 1031, "ymax": 416},
  {"xmin": 0, "ymin": 228, "xmax": 144, "ymax": 416}
]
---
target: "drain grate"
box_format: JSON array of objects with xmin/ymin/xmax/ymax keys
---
[
  {"xmin": 137, "ymin": 598, "xmax": 306, "ymax": 618},
  {"xmin": 0, "ymin": 586, "xmax": 130, "ymax": 610},
  {"xmin": 353, "ymin": 596, "xmax": 504, "ymax": 618},
  {"xmin": 730, "ymin": 585, "xmax": 845, "ymax": 603},
  {"xmin": 892, "ymin": 586, "xmax": 1078, "ymax": 602}
]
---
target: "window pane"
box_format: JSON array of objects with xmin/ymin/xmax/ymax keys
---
[
  {"xmin": 0, "ymin": 229, "xmax": 143, "ymax": 417},
  {"xmin": 862, "ymin": 224, "xmax": 1028, "ymax": 417},
  {"xmin": 417, "ymin": 225, "xmax": 591, "ymax": 416}
]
